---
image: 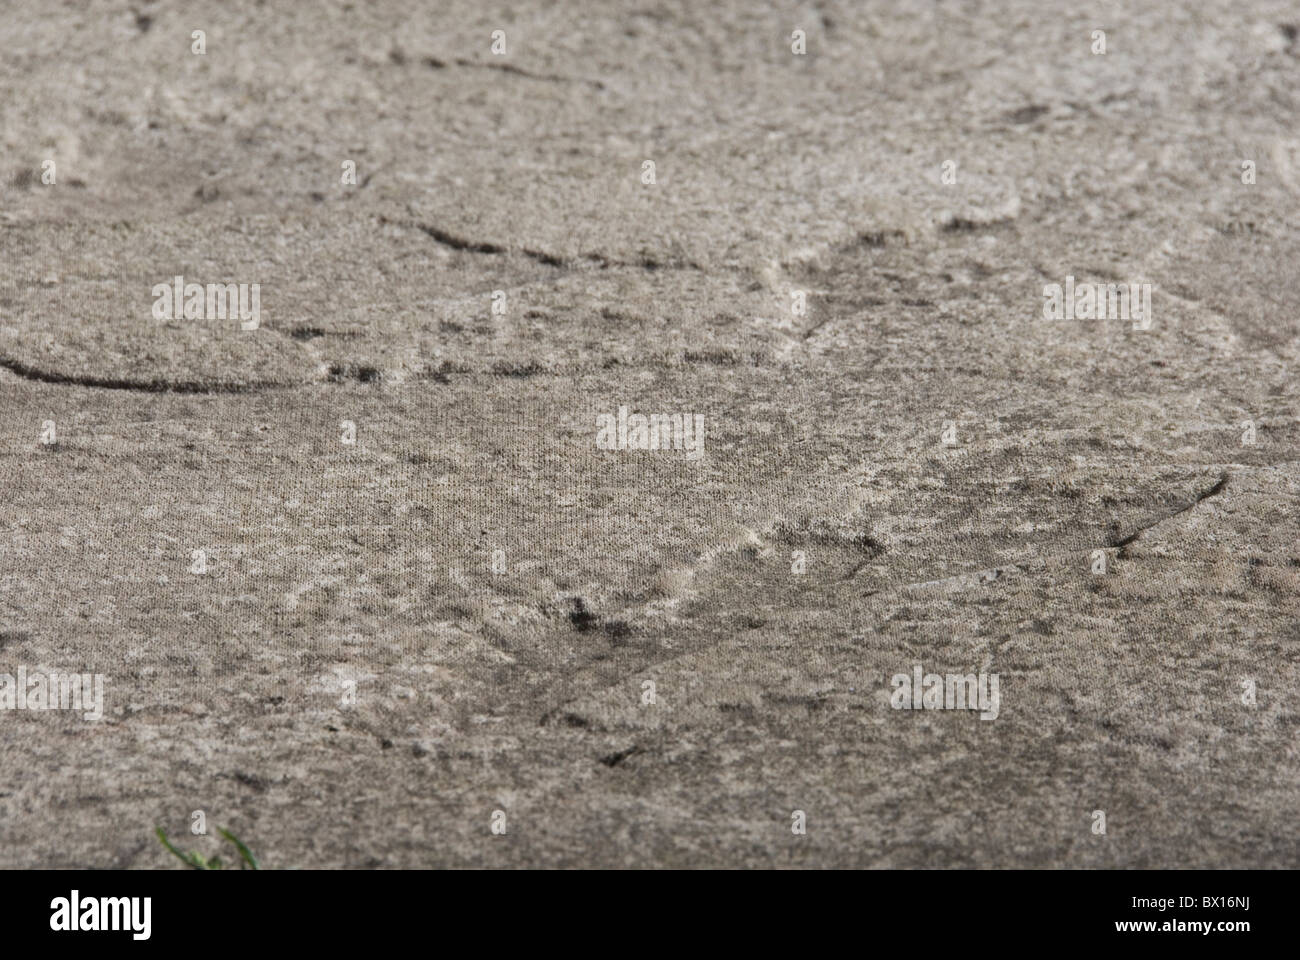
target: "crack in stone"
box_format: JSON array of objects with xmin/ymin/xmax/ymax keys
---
[
  {"xmin": 1108, "ymin": 474, "xmax": 1230, "ymax": 557},
  {"xmin": 382, "ymin": 215, "xmax": 703, "ymax": 272},
  {"xmin": 0, "ymin": 356, "xmax": 284, "ymax": 394},
  {"xmin": 598, "ymin": 745, "xmax": 639, "ymax": 768},
  {"xmin": 380, "ymin": 215, "xmax": 570, "ymax": 267},
  {"xmin": 423, "ymin": 56, "xmax": 605, "ymax": 90}
]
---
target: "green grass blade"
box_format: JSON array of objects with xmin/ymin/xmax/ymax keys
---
[
  {"xmin": 155, "ymin": 826, "xmax": 210, "ymax": 870},
  {"xmin": 218, "ymin": 828, "xmax": 261, "ymax": 870}
]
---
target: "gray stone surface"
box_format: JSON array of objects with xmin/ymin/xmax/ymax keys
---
[{"xmin": 1, "ymin": 0, "xmax": 1297, "ymax": 867}]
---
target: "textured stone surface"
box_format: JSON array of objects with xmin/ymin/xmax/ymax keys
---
[{"xmin": 1, "ymin": 1, "xmax": 1298, "ymax": 868}]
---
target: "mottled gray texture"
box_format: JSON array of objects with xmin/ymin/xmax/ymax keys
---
[{"xmin": 1, "ymin": 1, "xmax": 1298, "ymax": 868}]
